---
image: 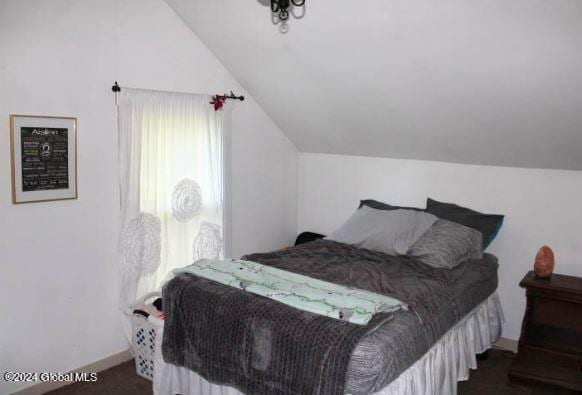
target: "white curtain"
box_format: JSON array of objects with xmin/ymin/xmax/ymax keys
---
[{"xmin": 117, "ymin": 88, "xmax": 225, "ymax": 333}]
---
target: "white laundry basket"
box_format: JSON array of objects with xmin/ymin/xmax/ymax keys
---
[{"xmin": 128, "ymin": 292, "xmax": 163, "ymax": 381}]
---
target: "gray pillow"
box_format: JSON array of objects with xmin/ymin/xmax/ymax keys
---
[
  {"xmin": 407, "ymin": 219, "xmax": 483, "ymax": 269},
  {"xmin": 326, "ymin": 206, "xmax": 438, "ymax": 256}
]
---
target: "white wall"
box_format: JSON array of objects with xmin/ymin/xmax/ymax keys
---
[
  {"xmin": 299, "ymin": 153, "xmax": 582, "ymax": 341},
  {"xmin": 0, "ymin": 1, "xmax": 298, "ymax": 393}
]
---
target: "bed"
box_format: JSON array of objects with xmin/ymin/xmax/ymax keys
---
[{"xmin": 152, "ymin": 238, "xmax": 503, "ymax": 395}]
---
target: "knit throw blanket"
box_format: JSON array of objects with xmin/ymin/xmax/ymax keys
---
[{"xmin": 162, "ymin": 272, "xmax": 394, "ymax": 395}]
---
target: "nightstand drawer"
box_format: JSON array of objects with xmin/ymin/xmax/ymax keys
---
[
  {"xmin": 523, "ymin": 323, "xmax": 582, "ymax": 355},
  {"xmin": 531, "ymin": 296, "xmax": 582, "ymax": 332}
]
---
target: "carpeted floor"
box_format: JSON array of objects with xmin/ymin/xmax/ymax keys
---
[
  {"xmin": 45, "ymin": 361, "xmax": 151, "ymax": 395},
  {"xmin": 457, "ymin": 350, "xmax": 576, "ymax": 395},
  {"xmin": 47, "ymin": 349, "xmax": 576, "ymax": 395}
]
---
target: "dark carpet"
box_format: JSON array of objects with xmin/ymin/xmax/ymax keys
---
[
  {"xmin": 45, "ymin": 361, "xmax": 151, "ymax": 395},
  {"xmin": 457, "ymin": 349, "xmax": 576, "ymax": 395},
  {"xmin": 47, "ymin": 349, "xmax": 576, "ymax": 395}
]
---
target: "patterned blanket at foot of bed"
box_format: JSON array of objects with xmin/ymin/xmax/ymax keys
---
[{"xmin": 172, "ymin": 258, "xmax": 407, "ymax": 325}]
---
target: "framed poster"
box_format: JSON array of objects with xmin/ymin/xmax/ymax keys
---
[{"xmin": 10, "ymin": 115, "xmax": 77, "ymax": 204}]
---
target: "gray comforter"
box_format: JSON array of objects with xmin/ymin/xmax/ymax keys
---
[
  {"xmin": 164, "ymin": 240, "xmax": 498, "ymax": 394},
  {"xmin": 245, "ymin": 240, "xmax": 498, "ymax": 393}
]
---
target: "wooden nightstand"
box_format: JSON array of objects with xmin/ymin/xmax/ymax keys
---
[{"xmin": 508, "ymin": 271, "xmax": 582, "ymax": 392}]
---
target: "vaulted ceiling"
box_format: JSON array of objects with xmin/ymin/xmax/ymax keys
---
[{"xmin": 165, "ymin": 0, "xmax": 582, "ymax": 170}]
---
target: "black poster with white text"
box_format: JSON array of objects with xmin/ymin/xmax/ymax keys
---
[{"xmin": 20, "ymin": 127, "xmax": 69, "ymax": 191}]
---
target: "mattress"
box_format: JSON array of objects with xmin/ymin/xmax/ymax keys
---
[{"xmin": 160, "ymin": 240, "xmax": 498, "ymax": 394}]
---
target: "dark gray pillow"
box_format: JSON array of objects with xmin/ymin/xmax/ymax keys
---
[
  {"xmin": 359, "ymin": 199, "xmax": 424, "ymax": 212},
  {"xmin": 426, "ymin": 198, "xmax": 504, "ymax": 249},
  {"xmin": 327, "ymin": 206, "xmax": 438, "ymax": 256},
  {"xmin": 407, "ymin": 219, "xmax": 483, "ymax": 269}
]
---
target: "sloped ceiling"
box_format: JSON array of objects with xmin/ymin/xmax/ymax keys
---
[{"xmin": 165, "ymin": 0, "xmax": 582, "ymax": 170}]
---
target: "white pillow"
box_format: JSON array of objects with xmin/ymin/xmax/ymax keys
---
[{"xmin": 326, "ymin": 206, "xmax": 437, "ymax": 256}]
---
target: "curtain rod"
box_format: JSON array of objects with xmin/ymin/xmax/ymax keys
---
[{"xmin": 111, "ymin": 82, "xmax": 245, "ymax": 101}]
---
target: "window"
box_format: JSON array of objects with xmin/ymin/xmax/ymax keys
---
[{"xmin": 117, "ymin": 88, "xmax": 225, "ymax": 310}]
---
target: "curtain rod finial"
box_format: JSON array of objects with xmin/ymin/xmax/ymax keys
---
[{"xmin": 112, "ymin": 81, "xmax": 121, "ymax": 92}]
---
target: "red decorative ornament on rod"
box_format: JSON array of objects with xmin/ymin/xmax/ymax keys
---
[
  {"xmin": 210, "ymin": 91, "xmax": 245, "ymax": 111},
  {"xmin": 210, "ymin": 96, "xmax": 227, "ymax": 111}
]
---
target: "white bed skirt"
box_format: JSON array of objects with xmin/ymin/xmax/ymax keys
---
[{"xmin": 153, "ymin": 292, "xmax": 504, "ymax": 395}]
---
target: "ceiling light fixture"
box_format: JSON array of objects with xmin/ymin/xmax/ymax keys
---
[{"xmin": 270, "ymin": 0, "xmax": 305, "ymax": 22}]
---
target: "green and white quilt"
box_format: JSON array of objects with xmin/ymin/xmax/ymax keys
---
[{"xmin": 173, "ymin": 258, "xmax": 407, "ymax": 325}]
